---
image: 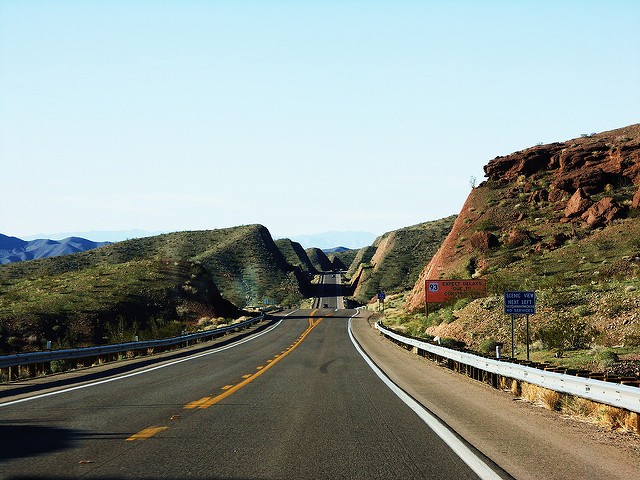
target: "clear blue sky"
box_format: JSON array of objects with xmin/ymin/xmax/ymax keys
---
[{"xmin": 1, "ymin": 1, "xmax": 638, "ymax": 240}]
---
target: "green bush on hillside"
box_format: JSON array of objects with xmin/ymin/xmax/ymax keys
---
[{"xmin": 536, "ymin": 312, "xmax": 595, "ymax": 350}]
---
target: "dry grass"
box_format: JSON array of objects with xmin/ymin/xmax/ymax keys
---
[
  {"xmin": 510, "ymin": 379, "xmax": 521, "ymax": 396},
  {"xmin": 518, "ymin": 382, "xmax": 561, "ymax": 410},
  {"xmin": 514, "ymin": 381, "xmax": 640, "ymax": 433}
]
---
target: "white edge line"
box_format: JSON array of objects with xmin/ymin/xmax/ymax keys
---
[
  {"xmin": 0, "ymin": 310, "xmax": 297, "ymax": 408},
  {"xmin": 348, "ymin": 315, "xmax": 502, "ymax": 480}
]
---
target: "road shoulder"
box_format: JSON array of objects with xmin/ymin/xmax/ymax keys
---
[{"xmin": 351, "ymin": 312, "xmax": 640, "ymax": 480}]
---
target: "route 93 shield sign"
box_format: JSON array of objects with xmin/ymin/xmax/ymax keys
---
[{"xmin": 425, "ymin": 279, "xmax": 486, "ymax": 303}]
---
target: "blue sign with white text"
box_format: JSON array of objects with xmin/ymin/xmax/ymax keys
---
[{"xmin": 504, "ymin": 291, "xmax": 536, "ymax": 315}]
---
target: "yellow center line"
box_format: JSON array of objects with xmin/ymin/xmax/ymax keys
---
[
  {"xmin": 131, "ymin": 311, "xmax": 325, "ymax": 443},
  {"xmin": 185, "ymin": 396, "xmax": 213, "ymax": 409},
  {"xmin": 193, "ymin": 314, "xmax": 324, "ymax": 410},
  {"xmin": 126, "ymin": 426, "xmax": 168, "ymax": 441}
]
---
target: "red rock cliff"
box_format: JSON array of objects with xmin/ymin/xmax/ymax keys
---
[{"xmin": 407, "ymin": 124, "xmax": 640, "ymax": 312}]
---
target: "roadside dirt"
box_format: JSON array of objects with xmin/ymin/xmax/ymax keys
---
[{"xmin": 351, "ymin": 311, "xmax": 640, "ymax": 480}]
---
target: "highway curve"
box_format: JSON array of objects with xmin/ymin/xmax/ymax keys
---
[{"xmin": 0, "ymin": 274, "xmax": 504, "ymax": 479}]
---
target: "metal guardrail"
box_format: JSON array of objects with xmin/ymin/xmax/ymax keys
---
[
  {"xmin": 376, "ymin": 322, "xmax": 640, "ymax": 414},
  {"xmin": 0, "ymin": 314, "xmax": 265, "ymax": 369}
]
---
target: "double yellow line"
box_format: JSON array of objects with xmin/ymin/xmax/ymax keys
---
[
  {"xmin": 127, "ymin": 311, "xmax": 324, "ymax": 441},
  {"xmin": 185, "ymin": 310, "xmax": 323, "ymax": 410}
]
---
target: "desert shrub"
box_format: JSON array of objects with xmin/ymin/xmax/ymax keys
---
[
  {"xmin": 540, "ymin": 389, "xmax": 562, "ymax": 410},
  {"xmin": 440, "ymin": 337, "xmax": 466, "ymax": 349},
  {"xmin": 572, "ymin": 305, "xmax": 591, "ymax": 317},
  {"xmin": 591, "ymin": 346, "xmax": 619, "ymax": 368},
  {"xmin": 453, "ymin": 298, "xmax": 471, "ymax": 310},
  {"xmin": 50, "ymin": 359, "xmax": 73, "ymax": 373},
  {"xmin": 476, "ymin": 219, "xmax": 498, "ymax": 232},
  {"xmin": 536, "ymin": 312, "xmax": 595, "ymax": 350},
  {"xmin": 562, "ymin": 396, "xmax": 600, "ymax": 418},
  {"xmin": 480, "ymin": 295, "xmax": 500, "ymax": 310},
  {"xmin": 479, "ymin": 337, "xmax": 500, "ymax": 355},
  {"xmin": 426, "ymin": 311, "xmax": 441, "ymax": 326},
  {"xmin": 426, "ymin": 306, "xmax": 455, "ymax": 325},
  {"xmin": 521, "ymin": 383, "xmax": 561, "ymax": 410},
  {"xmin": 487, "ymin": 271, "xmax": 522, "ymax": 294},
  {"xmin": 440, "ymin": 308, "xmax": 456, "ymax": 324}
]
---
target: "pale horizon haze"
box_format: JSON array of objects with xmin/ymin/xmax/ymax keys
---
[{"xmin": 1, "ymin": 1, "xmax": 639, "ymax": 241}]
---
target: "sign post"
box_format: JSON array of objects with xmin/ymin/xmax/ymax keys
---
[
  {"xmin": 377, "ymin": 291, "xmax": 386, "ymax": 312},
  {"xmin": 504, "ymin": 291, "xmax": 536, "ymax": 360}
]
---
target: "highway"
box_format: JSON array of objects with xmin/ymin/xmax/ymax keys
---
[{"xmin": 0, "ymin": 273, "xmax": 503, "ymax": 479}]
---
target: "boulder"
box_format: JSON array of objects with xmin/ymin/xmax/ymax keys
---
[
  {"xmin": 528, "ymin": 189, "xmax": 549, "ymax": 203},
  {"xmin": 632, "ymin": 187, "xmax": 640, "ymax": 209},
  {"xmin": 470, "ymin": 232, "xmax": 500, "ymax": 252},
  {"xmin": 506, "ymin": 229, "xmax": 533, "ymax": 247},
  {"xmin": 484, "ymin": 146, "xmax": 560, "ymax": 181},
  {"xmin": 581, "ymin": 197, "xmax": 623, "ymax": 228},
  {"xmin": 553, "ymin": 169, "xmax": 615, "ymax": 195},
  {"xmin": 564, "ymin": 188, "xmax": 592, "ymax": 218},
  {"xmin": 548, "ymin": 189, "xmax": 566, "ymax": 203},
  {"xmin": 549, "ymin": 233, "xmax": 570, "ymax": 249}
]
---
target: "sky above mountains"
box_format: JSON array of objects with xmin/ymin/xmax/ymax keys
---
[{"xmin": 1, "ymin": 1, "xmax": 639, "ymax": 240}]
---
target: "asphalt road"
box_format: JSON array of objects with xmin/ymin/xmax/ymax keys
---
[{"xmin": 0, "ymin": 274, "xmax": 501, "ymax": 479}]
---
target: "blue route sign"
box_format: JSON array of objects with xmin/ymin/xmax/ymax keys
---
[
  {"xmin": 377, "ymin": 291, "xmax": 386, "ymax": 301},
  {"xmin": 504, "ymin": 291, "xmax": 536, "ymax": 315}
]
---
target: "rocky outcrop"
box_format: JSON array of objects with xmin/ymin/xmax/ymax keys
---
[
  {"xmin": 407, "ymin": 124, "xmax": 640, "ymax": 313},
  {"xmin": 470, "ymin": 232, "xmax": 499, "ymax": 251},
  {"xmin": 485, "ymin": 125, "xmax": 640, "ymax": 196},
  {"xmin": 505, "ymin": 229, "xmax": 535, "ymax": 247},
  {"xmin": 581, "ymin": 197, "xmax": 624, "ymax": 228},
  {"xmin": 564, "ymin": 188, "xmax": 593, "ymax": 218}
]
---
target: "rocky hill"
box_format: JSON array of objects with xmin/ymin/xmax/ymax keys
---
[
  {"xmin": 400, "ymin": 124, "xmax": 640, "ymax": 370},
  {"xmin": 0, "ymin": 225, "xmax": 303, "ymax": 353},
  {"xmin": 346, "ymin": 246, "xmax": 377, "ymax": 278},
  {"xmin": 350, "ymin": 216, "xmax": 456, "ymax": 304},
  {"xmin": 0, "ymin": 234, "xmax": 110, "ymax": 264},
  {"xmin": 305, "ymin": 247, "xmax": 334, "ymax": 272},
  {"xmin": 408, "ymin": 124, "xmax": 640, "ymax": 311},
  {"xmin": 328, "ymin": 249, "xmax": 358, "ymax": 272},
  {"xmin": 275, "ymin": 239, "xmax": 318, "ymax": 274}
]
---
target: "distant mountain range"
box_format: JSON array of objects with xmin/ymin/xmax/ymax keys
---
[
  {"xmin": 20, "ymin": 230, "xmax": 164, "ymax": 243},
  {"xmin": 18, "ymin": 229, "xmax": 378, "ymax": 250},
  {"xmin": 0, "ymin": 234, "xmax": 110, "ymax": 264},
  {"xmin": 1, "ymin": 229, "xmax": 375, "ymax": 266},
  {"xmin": 322, "ymin": 246, "xmax": 350, "ymax": 254}
]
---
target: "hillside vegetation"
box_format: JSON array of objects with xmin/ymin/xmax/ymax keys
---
[
  {"xmin": 275, "ymin": 239, "xmax": 318, "ymax": 274},
  {"xmin": 305, "ymin": 247, "xmax": 334, "ymax": 272},
  {"xmin": 0, "ymin": 225, "xmax": 304, "ymax": 353},
  {"xmin": 389, "ymin": 124, "xmax": 640, "ymax": 376},
  {"xmin": 349, "ymin": 216, "xmax": 456, "ymax": 303},
  {"xmin": 330, "ymin": 248, "xmax": 359, "ymax": 271}
]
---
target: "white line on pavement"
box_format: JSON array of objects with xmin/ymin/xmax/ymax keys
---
[
  {"xmin": 348, "ymin": 315, "xmax": 502, "ymax": 480},
  {"xmin": 0, "ymin": 312, "xmax": 296, "ymax": 408}
]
